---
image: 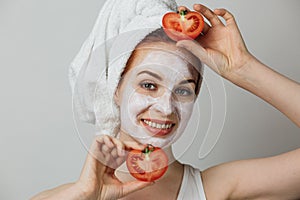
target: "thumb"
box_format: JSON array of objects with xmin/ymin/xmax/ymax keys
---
[
  {"xmin": 176, "ymin": 40, "xmax": 226, "ymax": 74},
  {"xmin": 176, "ymin": 40, "xmax": 220, "ymax": 73},
  {"xmin": 176, "ymin": 40, "xmax": 208, "ymax": 62},
  {"xmin": 121, "ymin": 180, "xmax": 154, "ymax": 197}
]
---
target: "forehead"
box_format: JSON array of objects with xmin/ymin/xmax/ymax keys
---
[{"xmin": 127, "ymin": 43, "xmax": 200, "ymax": 78}]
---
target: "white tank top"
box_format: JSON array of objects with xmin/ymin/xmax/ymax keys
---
[{"xmin": 177, "ymin": 165, "xmax": 207, "ymax": 200}]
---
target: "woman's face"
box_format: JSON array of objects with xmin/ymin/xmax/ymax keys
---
[{"xmin": 115, "ymin": 43, "xmax": 200, "ymax": 148}]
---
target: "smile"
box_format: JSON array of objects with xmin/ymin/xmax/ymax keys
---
[
  {"xmin": 141, "ymin": 119, "xmax": 175, "ymax": 136},
  {"xmin": 143, "ymin": 119, "xmax": 173, "ymax": 129}
]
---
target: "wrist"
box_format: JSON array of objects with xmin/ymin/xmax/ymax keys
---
[
  {"xmin": 58, "ymin": 182, "xmax": 88, "ymax": 200},
  {"xmin": 229, "ymin": 54, "xmax": 262, "ymax": 88},
  {"xmin": 73, "ymin": 181, "xmax": 97, "ymax": 200},
  {"xmin": 31, "ymin": 182, "xmax": 86, "ymax": 200}
]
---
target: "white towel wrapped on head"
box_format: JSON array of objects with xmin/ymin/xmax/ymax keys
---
[{"xmin": 69, "ymin": 0, "xmax": 178, "ymax": 136}]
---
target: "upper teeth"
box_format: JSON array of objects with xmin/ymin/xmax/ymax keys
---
[{"xmin": 143, "ymin": 119, "xmax": 173, "ymax": 129}]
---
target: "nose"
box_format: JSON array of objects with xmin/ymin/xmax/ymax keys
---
[{"xmin": 152, "ymin": 90, "xmax": 174, "ymax": 115}]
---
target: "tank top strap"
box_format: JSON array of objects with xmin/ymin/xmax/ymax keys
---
[{"xmin": 177, "ymin": 165, "xmax": 207, "ymax": 200}]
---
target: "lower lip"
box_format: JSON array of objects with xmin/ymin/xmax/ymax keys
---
[{"xmin": 141, "ymin": 120, "xmax": 174, "ymax": 137}]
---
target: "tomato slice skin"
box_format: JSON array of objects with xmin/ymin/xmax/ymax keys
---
[
  {"xmin": 162, "ymin": 10, "xmax": 204, "ymax": 41},
  {"xmin": 126, "ymin": 145, "xmax": 168, "ymax": 182}
]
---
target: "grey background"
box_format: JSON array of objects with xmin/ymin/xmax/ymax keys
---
[{"xmin": 1, "ymin": 0, "xmax": 299, "ymax": 199}]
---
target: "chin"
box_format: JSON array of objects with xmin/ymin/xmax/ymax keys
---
[{"xmin": 137, "ymin": 134, "xmax": 177, "ymax": 149}]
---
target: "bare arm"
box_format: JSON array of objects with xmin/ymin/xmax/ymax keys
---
[
  {"xmin": 232, "ymin": 56, "xmax": 300, "ymax": 127},
  {"xmin": 30, "ymin": 183, "xmax": 83, "ymax": 200},
  {"xmin": 202, "ymin": 148, "xmax": 300, "ymax": 199},
  {"xmin": 177, "ymin": 4, "xmax": 300, "ymax": 127}
]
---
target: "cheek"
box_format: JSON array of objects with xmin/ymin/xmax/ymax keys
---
[
  {"xmin": 120, "ymin": 87, "xmax": 155, "ymax": 122},
  {"xmin": 176, "ymin": 101, "xmax": 194, "ymax": 126}
]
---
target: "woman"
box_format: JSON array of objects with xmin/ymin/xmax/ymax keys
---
[{"xmin": 32, "ymin": 3, "xmax": 300, "ymax": 200}]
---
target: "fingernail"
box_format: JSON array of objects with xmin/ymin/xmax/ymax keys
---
[{"xmin": 176, "ymin": 41, "xmax": 185, "ymax": 47}]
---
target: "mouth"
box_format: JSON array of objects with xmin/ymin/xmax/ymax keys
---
[{"xmin": 141, "ymin": 118, "xmax": 175, "ymax": 136}]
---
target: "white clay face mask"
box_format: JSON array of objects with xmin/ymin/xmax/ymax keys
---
[{"xmin": 118, "ymin": 50, "xmax": 197, "ymax": 148}]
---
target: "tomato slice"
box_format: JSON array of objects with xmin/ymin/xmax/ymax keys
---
[
  {"xmin": 162, "ymin": 10, "xmax": 204, "ymax": 41},
  {"xmin": 126, "ymin": 144, "xmax": 168, "ymax": 182}
]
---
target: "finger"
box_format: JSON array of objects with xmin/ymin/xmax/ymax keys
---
[
  {"xmin": 102, "ymin": 137, "xmax": 123, "ymax": 166},
  {"xmin": 111, "ymin": 148, "xmax": 118, "ymax": 158},
  {"xmin": 103, "ymin": 152, "xmax": 116, "ymax": 168},
  {"xmin": 90, "ymin": 136, "xmax": 106, "ymax": 160},
  {"xmin": 193, "ymin": 4, "xmax": 223, "ymax": 26},
  {"xmin": 176, "ymin": 40, "xmax": 216, "ymax": 71},
  {"xmin": 95, "ymin": 135, "xmax": 104, "ymax": 145},
  {"xmin": 115, "ymin": 156, "xmax": 125, "ymax": 166},
  {"xmin": 123, "ymin": 140, "xmax": 145, "ymax": 151},
  {"xmin": 176, "ymin": 40, "xmax": 222, "ymax": 74},
  {"xmin": 177, "ymin": 6, "xmax": 190, "ymax": 13},
  {"xmin": 107, "ymin": 154, "xmax": 126, "ymax": 170},
  {"xmin": 103, "ymin": 135, "xmax": 114, "ymax": 148},
  {"xmin": 177, "ymin": 40, "xmax": 208, "ymax": 62},
  {"xmin": 97, "ymin": 135, "xmax": 115, "ymax": 155},
  {"xmin": 110, "ymin": 137, "xmax": 126, "ymax": 156},
  {"xmin": 103, "ymin": 137, "xmax": 127, "ymax": 168},
  {"xmin": 101, "ymin": 143, "xmax": 111, "ymax": 154},
  {"xmin": 121, "ymin": 181, "xmax": 154, "ymax": 197},
  {"xmin": 202, "ymin": 21, "xmax": 211, "ymax": 35},
  {"xmin": 97, "ymin": 150, "xmax": 105, "ymax": 162},
  {"xmin": 93, "ymin": 136, "xmax": 114, "ymax": 164},
  {"xmin": 95, "ymin": 135, "xmax": 113, "ymax": 147},
  {"xmin": 214, "ymin": 8, "xmax": 236, "ymax": 25}
]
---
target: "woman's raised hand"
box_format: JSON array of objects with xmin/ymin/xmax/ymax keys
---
[
  {"xmin": 177, "ymin": 4, "xmax": 254, "ymax": 82},
  {"xmin": 76, "ymin": 135, "xmax": 152, "ymax": 200},
  {"xmin": 177, "ymin": 4, "xmax": 300, "ymax": 127}
]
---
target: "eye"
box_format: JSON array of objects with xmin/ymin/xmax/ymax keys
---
[
  {"xmin": 140, "ymin": 82, "xmax": 157, "ymax": 90},
  {"xmin": 174, "ymin": 87, "xmax": 193, "ymax": 96}
]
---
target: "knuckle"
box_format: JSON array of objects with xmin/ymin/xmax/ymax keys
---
[{"xmin": 102, "ymin": 144, "xmax": 110, "ymax": 152}]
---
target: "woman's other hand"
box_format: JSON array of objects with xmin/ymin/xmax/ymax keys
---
[
  {"xmin": 76, "ymin": 135, "xmax": 152, "ymax": 200},
  {"xmin": 31, "ymin": 135, "xmax": 152, "ymax": 200},
  {"xmin": 177, "ymin": 4, "xmax": 254, "ymax": 82}
]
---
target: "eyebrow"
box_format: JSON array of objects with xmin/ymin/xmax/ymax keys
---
[
  {"xmin": 179, "ymin": 79, "xmax": 196, "ymax": 85},
  {"xmin": 137, "ymin": 70, "xmax": 196, "ymax": 85},
  {"xmin": 137, "ymin": 70, "xmax": 162, "ymax": 81}
]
